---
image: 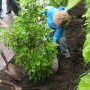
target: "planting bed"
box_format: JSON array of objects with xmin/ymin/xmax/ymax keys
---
[{"xmin": 0, "ymin": 1, "xmax": 90, "ymax": 90}]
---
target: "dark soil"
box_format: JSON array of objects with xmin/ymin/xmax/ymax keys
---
[{"xmin": 0, "ymin": 1, "xmax": 90, "ymax": 90}]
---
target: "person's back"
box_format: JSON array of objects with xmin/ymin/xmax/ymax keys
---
[{"xmin": 47, "ymin": 7, "xmax": 58, "ymax": 28}]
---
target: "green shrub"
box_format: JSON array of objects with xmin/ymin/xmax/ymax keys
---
[
  {"xmin": 0, "ymin": 0, "xmax": 57, "ymax": 81},
  {"xmin": 78, "ymin": 72, "xmax": 90, "ymax": 90}
]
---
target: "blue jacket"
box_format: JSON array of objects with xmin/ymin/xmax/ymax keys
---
[{"xmin": 42, "ymin": 6, "xmax": 66, "ymax": 42}]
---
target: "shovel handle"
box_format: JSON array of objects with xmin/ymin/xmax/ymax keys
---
[
  {"xmin": 0, "ymin": 79, "xmax": 16, "ymax": 87},
  {"xmin": 0, "ymin": 50, "xmax": 8, "ymax": 70},
  {"xmin": 0, "ymin": 79, "xmax": 38, "ymax": 90},
  {"xmin": 0, "ymin": 79, "xmax": 22, "ymax": 90}
]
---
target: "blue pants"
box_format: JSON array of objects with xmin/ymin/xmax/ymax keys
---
[
  {"xmin": 6, "ymin": 0, "xmax": 12, "ymax": 13},
  {"xmin": 0, "ymin": 0, "xmax": 2, "ymax": 17},
  {"xmin": 58, "ymin": 31, "xmax": 70, "ymax": 55},
  {"xmin": 6, "ymin": 0, "xmax": 19, "ymax": 15}
]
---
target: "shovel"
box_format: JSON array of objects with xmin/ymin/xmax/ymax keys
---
[
  {"xmin": 0, "ymin": 50, "xmax": 26, "ymax": 81},
  {"xmin": 0, "ymin": 20, "xmax": 8, "ymax": 30},
  {"xmin": 0, "ymin": 79, "xmax": 38, "ymax": 90}
]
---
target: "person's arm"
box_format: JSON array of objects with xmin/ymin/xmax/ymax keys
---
[{"xmin": 53, "ymin": 27, "xmax": 64, "ymax": 42}]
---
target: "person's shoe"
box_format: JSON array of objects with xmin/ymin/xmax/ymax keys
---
[
  {"xmin": 0, "ymin": 16, "xmax": 3, "ymax": 19},
  {"xmin": 61, "ymin": 51, "xmax": 71, "ymax": 59},
  {"xmin": 6, "ymin": 12, "xmax": 11, "ymax": 14},
  {"xmin": 64, "ymin": 53, "xmax": 71, "ymax": 59}
]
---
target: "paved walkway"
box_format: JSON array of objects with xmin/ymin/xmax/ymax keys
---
[{"xmin": 0, "ymin": 0, "xmax": 15, "ymax": 70}]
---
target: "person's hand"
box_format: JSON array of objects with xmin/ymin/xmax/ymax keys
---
[
  {"xmin": 38, "ymin": 17, "xmax": 44, "ymax": 21},
  {"xmin": 38, "ymin": 17, "xmax": 41, "ymax": 21}
]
